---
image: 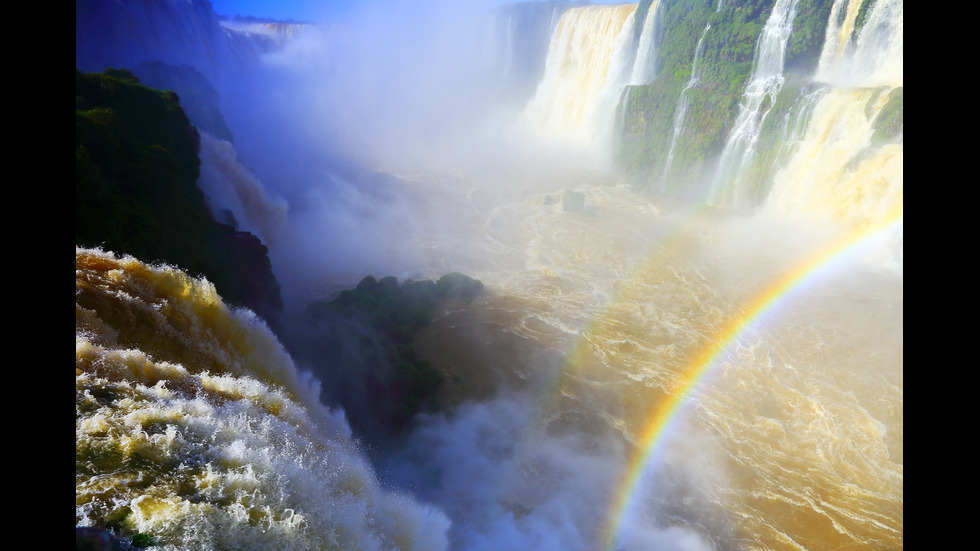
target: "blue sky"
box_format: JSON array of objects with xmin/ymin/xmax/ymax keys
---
[
  {"xmin": 208, "ymin": 0, "xmax": 629, "ymax": 23},
  {"xmin": 208, "ymin": 0, "xmax": 358, "ymax": 22}
]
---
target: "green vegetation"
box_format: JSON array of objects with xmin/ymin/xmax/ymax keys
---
[
  {"xmin": 784, "ymin": 0, "xmax": 834, "ymax": 77},
  {"xmin": 286, "ymin": 273, "xmax": 483, "ymax": 444},
  {"xmin": 853, "ymin": 0, "xmax": 875, "ymax": 36},
  {"xmin": 616, "ymin": 0, "xmax": 835, "ymax": 200},
  {"xmin": 617, "ymin": 0, "xmax": 778, "ymax": 191},
  {"xmin": 132, "ymin": 533, "xmax": 156, "ymax": 548},
  {"xmin": 871, "ymin": 86, "xmax": 903, "ymax": 144},
  {"xmin": 75, "ymin": 68, "xmax": 282, "ymax": 324}
]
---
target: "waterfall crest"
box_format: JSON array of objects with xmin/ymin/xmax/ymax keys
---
[{"xmin": 628, "ymin": 0, "xmax": 664, "ymax": 85}]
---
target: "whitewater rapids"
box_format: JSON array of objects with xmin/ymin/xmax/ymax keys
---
[
  {"xmin": 75, "ymin": 248, "xmax": 451, "ymax": 550},
  {"xmin": 276, "ymin": 161, "xmax": 902, "ymax": 550}
]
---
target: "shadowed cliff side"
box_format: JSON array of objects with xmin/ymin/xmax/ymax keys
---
[
  {"xmin": 75, "ymin": 68, "xmax": 282, "ymax": 327},
  {"xmin": 282, "ymin": 273, "xmax": 485, "ymax": 452}
]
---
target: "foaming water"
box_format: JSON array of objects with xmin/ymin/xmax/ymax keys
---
[
  {"xmin": 76, "ymin": 248, "xmax": 449, "ymax": 550},
  {"xmin": 367, "ymin": 166, "xmax": 902, "ymax": 551},
  {"xmin": 520, "ymin": 4, "xmax": 638, "ymax": 155},
  {"xmin": 758, "ymin": 0, "xmax": 902, "ymax": 230},
  {"xmin": 76, "ymin": 1, "xmax": 902, "ymax": 548},
  {"xmin": 816, "ymin": 0, "xmax": 903, "ymax": 88},
  {"xmin": 763, "ymin": 88, "xmax": 902, "ymax": 226},
  {"xmin": 74, "ymin": 152, "xmax": 901, "ymax": 551}
]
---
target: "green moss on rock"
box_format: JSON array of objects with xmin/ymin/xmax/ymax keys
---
[{"xmin": 871, "ymin": 86, "xmax": 903, "ymax": 144}]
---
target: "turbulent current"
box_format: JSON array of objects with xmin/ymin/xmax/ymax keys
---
[
  {"xmin": 77, "ymin": 164, "xmax": 902, "ymax": 550},
  {"xmin": 355, "ymin": 164, "xmax": 903, "ymax": 551},
  {"xmin": 76, "ymin": 249, "xmax": 451, "ymax": 550},
  {"xmin": 76, "ymin": 0, "xmax": 902, "ymax": 549}
]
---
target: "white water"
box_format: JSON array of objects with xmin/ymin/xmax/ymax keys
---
[
  {"xmin": 76, "ymin": 248, "xmax": 452, "ymax": 550},
  {"xmin": 816, "ymin": 0, "xmax": 903, "ymax": 87},
  {"xmin": 762, "ymin": 0, "xmax": 903, "ymax": 227},
  {"xmin": 198, "ymin": 132, "xmax": 289, "ymax": 244},
  {"xmin": 520, "ymin": 5, "xmax": 638, "ymax": 157},
  {"xmin": 661, "ymin": 23, "xmax": 712, "ymax": 187},
  {"xmin": 77, "ymin": 1, "xmax": 904, "ymax": 549},
  {"xmin": 628, "ymin": 0, "xmax": 663, "ymax": 85},
  {"xmin": 709, "ymin": 0, "xmax": 803, "ymax": 209}
]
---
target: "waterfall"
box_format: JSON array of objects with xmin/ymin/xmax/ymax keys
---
[
  {"xmin": 75, "ymin": 248, "xmax": 451, "ymax": 550},
  {"xmin": 77, "ymin": 2, "xmax": 904, "ymax": 548},
  {"xmin": 816, "ymin": 0, "xmax": 903, "ymax": 87},
  {"xmin": 708, "ymin": 0, "xmax": 803, "ymax": 209},
  {"xmin": 197, "ymin": 133, "xmax": 289, "ymax": 245},
  {"xmin": 520, "ymin": 4, "xmax": 638, "ymax": 154},
  {"xmin": 763, "ymin": 88, "xmax": 902, "ymax": 225},
  {"xmin": 488, "ymin": 2, "xmax": 580, "ymax": 106},
  {"xmin": 628, "ymin": 0, "xmax": 663, "ymax": 85},
  {"xmin": 762, "ymin": 0, "xmax": 903, "ymax": 227},
  {"xmin": 661, "ymin": 23, "xmax": 712, "ymax": 188}
]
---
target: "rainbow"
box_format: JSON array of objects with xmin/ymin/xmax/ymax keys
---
[{"xmin": 599, "ymin": 211, "xmax": 903, "ymax": 550}]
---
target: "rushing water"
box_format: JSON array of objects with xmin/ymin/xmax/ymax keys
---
[
  {"xmin": 76, "ymin": 1, "xmax": 902, "ymax": 549},
  {"xmin": 662, "ymin": 22, "xmax": 712, "ymax": 186},
  {"xmin": 78, "ymin": 155, "xmax": 902, "ymax": 549},
  {"xmin": 361, "ymin": 160, "xmax": 902, "ymax": 551},
  {"xmin": 520, "ymin": 4, "xmax": 639, "ymax": 153},
  {"xmin": 709, "ymin": 0, "xmax": 802, "ymax": 208}
]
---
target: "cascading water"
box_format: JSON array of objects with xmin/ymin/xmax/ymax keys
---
[
  {"xmin": 709, "ymin": 0, "xmax": 803, "ymax": 209},
  {"xmin": 661, "ymin": 23, "xmax": 712, "ymax": 187},
  {"xmin": 198, "ymin": 132, "xmax": 289, "ymax": 245},
  {"xmin": 764, "ymin": 87, "xmax": 902, "ymax": 226},
  {"xmin": 75, "ymin": 248, "xmax": 451, "ymax": 550},
  {"xmin": 817, "ymin": 0, "xmax": 903, "ymax": 87},
  {"xmin": 520, "ymin": 4, "xmax": 638, "ymax": 155},
  {"xmin": 77, "ymin": 1, "xmax": 903, "ymax": 549},
  {"xmin": 628, "ymin": 0, "xmax": 663, "ymax": 85},
  {"xmin": 485, "ymin": 2, "xmax": 580, "ymax": 107},
  {"xmin": 762, "ymin": 0, "xmax": 903, "ymax": 227}
]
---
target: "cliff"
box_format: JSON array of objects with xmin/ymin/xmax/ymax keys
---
[
  {"xmin": 75, "ymin": 68, "xmax": 282, "ymax": 326},
  {"xmin": 282, "ymin": 273, "xmax": 484, "ymax": 450}
]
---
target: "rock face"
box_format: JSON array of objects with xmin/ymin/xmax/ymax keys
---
[
  {"xmin": 212, "ymin": 228, "xmax": 283, "ymax": 326},
  {"xmin": 75, "ymin": 0, "xmax": 249, "ymax": 86},
  {"xmin": 75, "ymin": 68, "xmax": 282, "ymax": 326},
  {"xmin": 132, "ymin": 61, "xmax": 235, "ymax": 142},
  {"xmin": 282, "ymin": 273, "xmax": 484, "ymax": 451}
]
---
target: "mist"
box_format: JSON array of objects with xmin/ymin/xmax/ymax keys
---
[
  {"xmin": 207, "ymin": 0, "xmax": 631, "ymax": 312},
  {"xmin": 222, "ymin": 0, "xmax": 519, "ymax": 173},
  {"xmin": 76, "ymin": 0, "xmax": 903, "ymax": 549}
]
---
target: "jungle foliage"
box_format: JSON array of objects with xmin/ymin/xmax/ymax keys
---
[{"xmin": 616, "ymin": 0, "xmax": 835, "ymax": 199}]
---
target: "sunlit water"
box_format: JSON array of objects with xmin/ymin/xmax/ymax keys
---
[
  {"xmin": 76, "ymin": 0, "xmax": 902, "ymax": 548},
  {"xmin": 331, "ymin": 164, "xmax": 904, "ymax": 551}
]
